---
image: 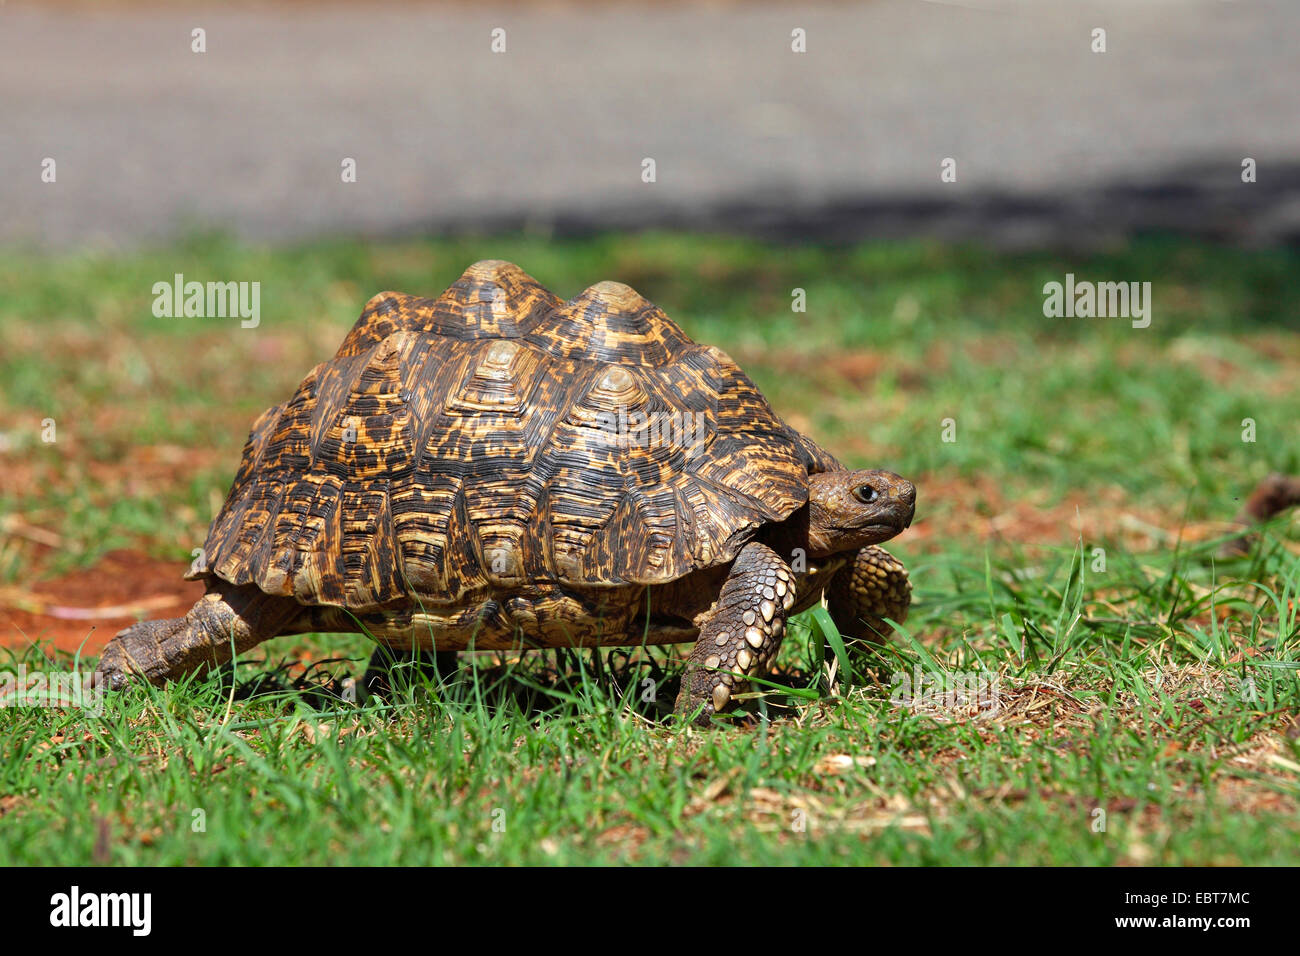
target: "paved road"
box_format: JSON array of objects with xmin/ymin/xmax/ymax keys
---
[{"xmin": 3, "ymin": 0, "xmax": 1298, "ymax": 248}]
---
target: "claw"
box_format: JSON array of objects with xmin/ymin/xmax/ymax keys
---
[{"xmin": 96, "ymin": 618, "xmax": 187, "ymax": 688}]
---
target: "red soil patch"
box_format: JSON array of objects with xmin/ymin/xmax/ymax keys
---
[
  {"xmin": 904, "ymin": 471, "xmax": 1248, "ymax": 553},
  {"xmin": 0, "ymin": 550, "xmax": 202, "ymax": 656}
]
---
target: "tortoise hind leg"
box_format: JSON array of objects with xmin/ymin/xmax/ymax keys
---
[
  {"xmin": 825, "ymin": 544, "xmax": 911, "ymax": 643},
  {"xmin": 674, "ymin": 541, "xmax": 797, "ymax": 727},
  {"xmin": 97, "ymin": 581, "xmax": 298, "ymax": 689}
]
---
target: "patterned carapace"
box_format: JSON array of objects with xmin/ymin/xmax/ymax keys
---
[{"xmin": 196, "ymin": 261, "xmax": 836, "ymax": 631}]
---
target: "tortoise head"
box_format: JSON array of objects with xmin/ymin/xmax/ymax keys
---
[{"xmin": 806, "ymin": 470, "xmax": 915, "ymax": 557}]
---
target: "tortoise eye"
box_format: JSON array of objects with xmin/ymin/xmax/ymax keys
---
[{"xmin": 854, "ymin": 485, "xmax": 878, "ymax": 504}]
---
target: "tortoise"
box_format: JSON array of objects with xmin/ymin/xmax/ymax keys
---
[{"xmin": 97, "ymin": 261, "xmax": 916, "ymax": 725}]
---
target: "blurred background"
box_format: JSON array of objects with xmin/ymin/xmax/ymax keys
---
[
  {"xmin": 5, "ymin": 0, "xmax": 1299, "ymax": 248},
  {"xmin": 1, "ymin": 0, "xmax": 1298, "ymax": 651},
  {"xmin": 3, "ymin": 0, "xmax": 1300, "ymax": 870}
]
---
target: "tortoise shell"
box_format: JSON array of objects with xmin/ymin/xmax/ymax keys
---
[{"xmin": 191, "ymin": 260, "xmax": 839, "ymax": 613}]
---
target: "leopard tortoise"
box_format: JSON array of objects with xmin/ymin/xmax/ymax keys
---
[{"xmin": 98, "ymin": 261, "xmax": 916, "ymax": 725}]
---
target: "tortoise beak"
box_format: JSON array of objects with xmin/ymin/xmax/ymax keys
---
[{"xmin": 861, "ymin": 472, "xmax": 915, "ymax": 533}]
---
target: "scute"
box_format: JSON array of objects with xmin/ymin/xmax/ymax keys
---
[
  {"xmin": 334, "ymin": 260, "xmax": 562, "ymax": 358},
  {"xmin": 525, "ymin": 279, "xmax": 693, "ymax": 367},
  {"xmin": 192, "ymin": 262, "xmax": 834, "ymax": 609}
]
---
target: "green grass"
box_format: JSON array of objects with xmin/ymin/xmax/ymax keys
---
[{"xmin": 1, "ymin": 232, "xmax": 1298, "ymax": 864}]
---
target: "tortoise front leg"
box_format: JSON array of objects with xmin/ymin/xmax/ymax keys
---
[
  {"xmin": 675, "ymin": 541, "xmax": 797, "ymax": 726},
  {"xmin": 825, "ymin": 544, "xmax": 911, "ymax": 643},
  {"xmin": 97, "ymin": 581, "xmax": 297, "ymax": 689}
]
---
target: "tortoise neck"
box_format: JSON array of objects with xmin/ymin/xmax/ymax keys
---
[{"xmin": 761, "ymin": 506, "xmax": 838, "ymax": 564}]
